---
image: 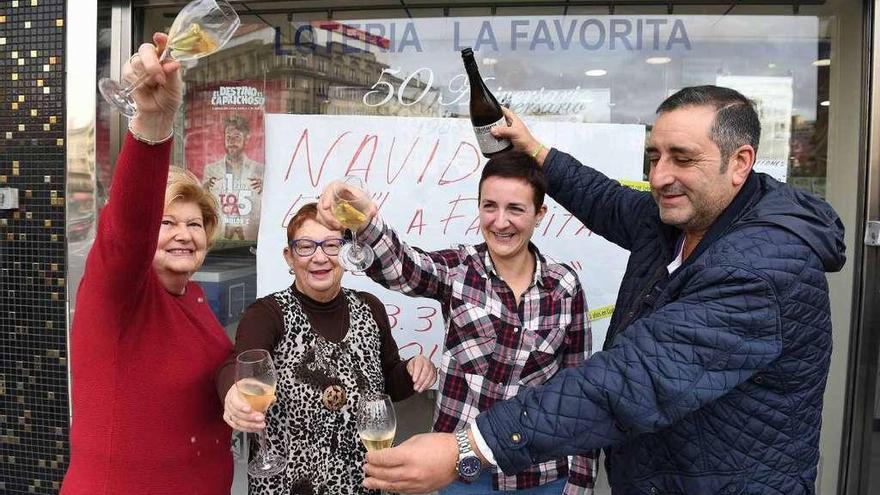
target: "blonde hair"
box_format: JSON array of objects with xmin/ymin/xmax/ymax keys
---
[{"xmin": 165, "ymin": 167, "xmax": 220, "ymax": 245}]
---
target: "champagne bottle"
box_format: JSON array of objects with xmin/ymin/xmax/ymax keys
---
[{"xmin": 461, "ymin": 48, "xmax": 512, "ymax": 158}]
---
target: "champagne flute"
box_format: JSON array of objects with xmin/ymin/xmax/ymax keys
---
[
  {"xmin": 236, "ymin": 349, "xmax": 284, "ymax": 477},
  {"xmin": 357, "ymin": 393, "xmax": 396, "ymax": 495},
  {"xmin": 332, "ymin": 176, "xmax": 376, "ymax": 272},
  {"xmin": 357, "ymin": 393, "xmax": 396, "ymax": 452},
  {"xmin": 98, "ymin": 0, "xmax": 240, "ymax": 117}
]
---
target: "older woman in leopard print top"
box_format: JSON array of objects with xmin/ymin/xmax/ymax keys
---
[{"xmin": 215, "ymin": 203, "xmax": 436, "ymax": 495}]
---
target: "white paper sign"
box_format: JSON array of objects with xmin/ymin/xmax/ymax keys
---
[{"xmin": 261, "ymin": 114, "xmax": 645, "ymax": 363}]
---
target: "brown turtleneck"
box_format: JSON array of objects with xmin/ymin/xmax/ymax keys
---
[{"xmin": 215, "ymin": 284, "xmax": 415, "ymax": 401}]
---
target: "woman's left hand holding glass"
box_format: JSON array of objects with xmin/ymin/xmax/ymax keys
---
[{"xmin": 406, "ymin": 355, "xmax": 437, "ymax": 393}]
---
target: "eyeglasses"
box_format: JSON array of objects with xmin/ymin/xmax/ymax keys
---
[{"xmin": 288, "ymin": 238, "xmax": 344, "ymax": 257}]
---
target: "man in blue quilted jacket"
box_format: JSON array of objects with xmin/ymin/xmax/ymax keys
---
[{"xmin": 362, "ymin": 85, "xmax": 847, "ymax": 495}]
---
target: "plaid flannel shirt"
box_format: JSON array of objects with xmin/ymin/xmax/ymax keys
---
[{"xmin": 361, "ymin": 216, "xmax": 597, "ymax": 494}]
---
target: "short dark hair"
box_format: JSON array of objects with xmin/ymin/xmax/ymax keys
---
[
  {"xmin": 478, "ymin": 151, "xmax": 547, "ymax": 211},
  {"xmin": 286, "ymin": 202, "xmax": 319, "ymax": 243},
  {"xmin": 657, "ymin": 85, "xmax": 761, "ymax": 167},
  {"xmin": 224, "ymin": 114, "xmax": 251, "ymax": 135}
]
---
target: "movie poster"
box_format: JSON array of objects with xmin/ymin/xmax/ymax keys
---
[{"xmin": 185, "ymin": 80, "xmax": 282, "ymax": 243}]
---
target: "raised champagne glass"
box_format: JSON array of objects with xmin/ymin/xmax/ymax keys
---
[
  {"xmin": 98, "ymin": 0, "xmax": 240, "ymax": 117},
  {"xmin": 236, "ymin": 349, "xmax": 284, "ymax": 477},
  {"xmin": 332, "ymin": 176, "xmax": 376, "ymax": 272}
]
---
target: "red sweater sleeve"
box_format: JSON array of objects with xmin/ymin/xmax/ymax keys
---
[{"xmin": 87, "ymin": 134, "xmax": 172, "ymax": 303}]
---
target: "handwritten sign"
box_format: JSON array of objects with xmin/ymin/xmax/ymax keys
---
[{"xmin": 260, "ymin": 115, "xmax": 645, "ymax": 364}]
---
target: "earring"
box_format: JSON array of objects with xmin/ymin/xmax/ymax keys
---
[{"xmin": 288, "ymin": 268, "xmax": 294, "ymax": 275}]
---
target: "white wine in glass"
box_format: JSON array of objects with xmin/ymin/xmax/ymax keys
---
[
  {"xmin": 236, "ymin": 349, "xmax": 284, "ymax": 478},
  {"xmin": 357, "ymin": 393, "xmax": 396, "ymax": 452},
  {"xmin": 98, "ymin": 0, "xmax": 240, "ymax": 117},
  {"xmin": 237, "ymin": 377, "xmax": 276, "ymax": 414},
  {"xmin": 332, "ymin": 176, "xmax": 376, "ymax": 272}
]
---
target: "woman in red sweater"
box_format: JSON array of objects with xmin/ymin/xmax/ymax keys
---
[{"xmin": 61, "ymin": 33, "xmax": 233, "ymax": 494}]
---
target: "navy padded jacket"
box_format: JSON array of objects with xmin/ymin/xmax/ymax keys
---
[{"xmin": 476, "ymin": 149, "xmax": 846, "ymax": 495}]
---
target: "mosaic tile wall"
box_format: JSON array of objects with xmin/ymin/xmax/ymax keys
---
[{"xmin": 0, "ymin": 0, "xmax": 69, "ymax": 493}]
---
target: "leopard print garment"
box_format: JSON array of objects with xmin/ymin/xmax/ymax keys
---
[{"xmin": 249, "ymin": 288, "xmax": 384, "ymax": 495}]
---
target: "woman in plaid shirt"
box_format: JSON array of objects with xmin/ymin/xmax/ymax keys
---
[{"xmin": 318, "ymin": 151, "xmax": 597, "ymax": 495}]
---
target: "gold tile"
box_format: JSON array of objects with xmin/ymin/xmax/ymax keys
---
[
  {"xmin": 11, "ymin": 51, "xmax": 18, "ymax": 58},
  {"xmin": 24, "ymin": 190, "xmax": 32, "ymax": 198},
  {"xmin": 30, "ymin": 50, "xmax": 36, "ymax": 57},
  {"xmin": 30, "ymin": 109, "xmax": 36, "ymax": 116},
  {"xmin": 11, "ymin": 73, "xmax": 17, "ymax": 81},
  {"xmin": 12, "ymin": 168, "xmax": 19, "ymax": 176},
  {"xmin": 0, "ymin": 176, "xmax": 6, "ymax": 184},
  {"xmin": 51, "ymin": 293, "xmax": 58, "ymax": 301},
  {"xmin": 18, "ymin": 233, "xmax": 26, "ymax": 241},
  {"xmin": 51, "ymin": 263, "xmax": 58, "ymax": 271},
  {"xmin": 56, "ymin": 19, "xmax": 64, "ymax": 27},
  {"xmin": 4, "ymin": 132, "xmax": 11, "ymax": 139},
  {"xmin": 43, "ymin": 124, "xmax": 49, "ymax": 131},
  {"xmin": 43, "ymin": 87, "xmax": 50, "ymax": 94},
  {"xmin": 50, "ymin": 190, "xmax": 57, "ymax": 198},
  {"xmin": 11, "ymin": 103, "xmax": 17, "ymax": 110},
  {"xmin": 43, "ymin": 64, "xmax": 49, "ymax": 71},
  {"xmin": 13, "ymin": 161, "xmax": 19, "ymax": 167},
  {"xmin": 49, "ymin": 115, "xmax": 56, "ymax": 123},
  {"xmin": 36, "ymin": 79, "xmax": 43, "ymax": 87},
  {"xmin": 17, "ymin": 59, "xmax": 23, "ymax": 66},
  {"xmin": 43, "ymin": 175, "xmax": 50, "ymax": 183},
  {"xmin": 18, "ymin": 95, "xmax": 24, "ymax": 102},
  {"xmin": 56, "ymin": 138, "xmax": 63, "ymax": 146},
  {"xmin": 24, "ymin": 21, "xmax": 31, "ymax": 29},
  {"xmin": 25, "ymin": 211, "xmax": 31, "ymax": 219},
  {"xmin": 0, "ymin": 38, "xmax": 5, "ymax": 45},
  {"xmin": 43, "ymin": 219, "xmax": 51, "ymax": 228},
  {"xmin": 31, "ymin": 0, "xmax": 38, "ymax": 6},
  {"xmin": 50, "ymin": 234, "xmax": 58, "ymax": 242},
  {"xmin": 11, "ymin": 1, "xmax": 18, "ymax": 7},
  {"xmin": 6, "ymin": 233, "xmax": 13, "ymax": 241},
  {"xmin": 17, "ymin": 124, "xmax": 24, "ymax": 132},
  {"xmin": 49, "ymin": 56, "xmax": 56, "ymax": 64},
  {"xmin": 0, "ymin": 16, "xmax": 5, "ymax": 23}
]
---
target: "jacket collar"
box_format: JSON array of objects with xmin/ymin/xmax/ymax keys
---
[{"xmin": 673, "ymin": 172, "xmax": 760, "ymax": 273}]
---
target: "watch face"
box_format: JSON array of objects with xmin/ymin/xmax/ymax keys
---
[{"xmin": 458, "ymin": 456, "xmax": 482, "ymax": 478}]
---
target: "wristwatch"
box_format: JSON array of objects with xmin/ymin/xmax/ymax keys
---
[{"xmin": 454, "ymin": 428, "xmax": 482, "ymax": 482}]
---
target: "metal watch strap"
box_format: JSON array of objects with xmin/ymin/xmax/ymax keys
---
[{"xmin": 455, "ymin": 429, "xmax": 472, "ymax": 456}]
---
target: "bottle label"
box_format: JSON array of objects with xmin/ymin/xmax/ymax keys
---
[{"xmin": 473, "ymin": 117, "xmax": 511, "ymax": 155}]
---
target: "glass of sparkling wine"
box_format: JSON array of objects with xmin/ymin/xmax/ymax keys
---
[
  {"xmin": 332, "ymin": 176, "xmax": 376, "ymax": 272},
  {"xmin": 357, "ymin": 393, "xmax": 396, "ymax": 451},
  {"xmin": 236, "ymin": 349, "xmax": 284, "ymax": 477},
  {"xmin": 98, "ymin": 0, "xmax": 240, "ymax": 117}
]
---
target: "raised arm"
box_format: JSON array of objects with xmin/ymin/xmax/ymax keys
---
[
  {"xmin": 316, "ymin": 182, "xmax": 461, "ymax": 302},
  {"xmin": 86, "ymin": 33, "xmax": 183, "ymax": 298},
  {"xmin": 491, "ymin": 108, "xmax": 656, "ymax": 250},
  {"xmin": 475, "ymin": 263, "xmax": 781, "ymax": 474}
]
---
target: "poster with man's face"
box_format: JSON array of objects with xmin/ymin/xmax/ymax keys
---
[{"xmin": 185, "ymin": 81, "xmax": 282, "ymax": 243}]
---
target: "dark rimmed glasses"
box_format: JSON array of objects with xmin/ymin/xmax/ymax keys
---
[{"xmin": 288, "ymin": 238, "xmax": 344, "ymax": 257}]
